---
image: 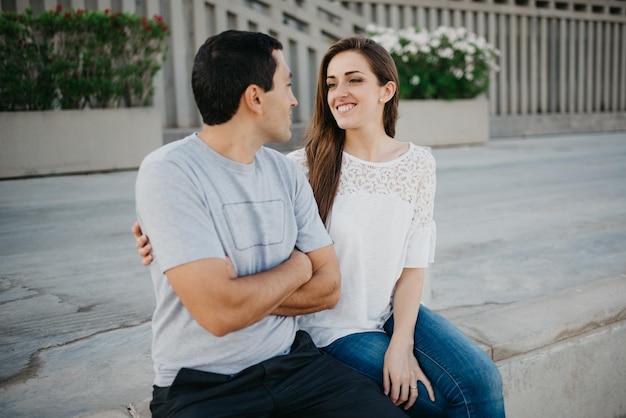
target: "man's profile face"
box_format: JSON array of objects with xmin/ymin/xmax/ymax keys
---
[{"xmin": 259, "ymin": 49, "xmax": 298, "ymax": 144}]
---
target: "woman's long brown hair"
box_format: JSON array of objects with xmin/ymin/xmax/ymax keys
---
[{"xmin": 303, "ymin": 36, "xmax": 400, "ymax": 223}]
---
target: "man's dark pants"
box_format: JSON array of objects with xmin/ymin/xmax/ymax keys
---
[{"xmin": 151, "ymin": 330, "xmax": 409, "ymax": 417}]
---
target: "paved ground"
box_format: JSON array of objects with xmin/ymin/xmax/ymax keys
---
[{"xmin": 1, "ymin": 131, "xmax": 625, "ymax": 417}]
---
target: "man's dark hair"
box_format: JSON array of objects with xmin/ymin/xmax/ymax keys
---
[{"xmin": 191, "ymin": 30, "xmax": 283, "ymax": 125}]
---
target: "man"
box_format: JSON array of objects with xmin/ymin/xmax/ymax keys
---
[{"xmin": 135, "ymin": 30, "xmax": 408, "ymax": 417}]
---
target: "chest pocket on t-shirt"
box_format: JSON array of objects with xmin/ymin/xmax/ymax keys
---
[{"xmin": 223, "ymin": 200, "xmax": 285, "ymax": 250}]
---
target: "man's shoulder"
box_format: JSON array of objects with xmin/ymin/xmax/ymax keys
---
[
  {"xmin": 257, "ymin": 146, "xmax": 298, "ymax": 169},
  {"xmin": 258, "ymin": 145, "xmax": 287, "ymax": 159},
  {"xmin": 141, "ymin": 134, "xmax": 198, "ymax": 167}
]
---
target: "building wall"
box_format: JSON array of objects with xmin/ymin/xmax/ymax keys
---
[{"xmin": 2, "ymin": 0, "xmax": 625, "ymax": 136}]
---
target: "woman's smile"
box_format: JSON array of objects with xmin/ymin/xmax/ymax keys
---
[{"xmin": 336, "ymin": 103, "xmax": 356, "ymax": 113}]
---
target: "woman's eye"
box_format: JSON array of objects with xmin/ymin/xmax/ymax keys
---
[{"xmin": 327, "ymin": 83, "xmax": 336, "ymax": 89}]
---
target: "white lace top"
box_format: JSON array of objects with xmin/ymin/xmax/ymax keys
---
[{"xmin": 288, "ymin": 143, "xmax": 436, "ymax": 347}]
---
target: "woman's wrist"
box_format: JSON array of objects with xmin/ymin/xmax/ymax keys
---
[{"xmin": 389, "ymin": 331, "xmax": 414, "ymax": 348}]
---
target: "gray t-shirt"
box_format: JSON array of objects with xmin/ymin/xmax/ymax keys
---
[{"xmin": 135, "ymin": 134, "xmax": 331, "ymax": 387}]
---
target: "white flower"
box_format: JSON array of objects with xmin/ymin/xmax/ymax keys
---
[
  {"xmin": 404, "ymin": 43, "xmax": 418, "ymax": 55},
  {"xmin": 367, "ymin": 25, "xmax": 500, "ymax": 99},
  {"xmin": 439, "ymin": 48, "xmax": 453, "ymax": 59}
]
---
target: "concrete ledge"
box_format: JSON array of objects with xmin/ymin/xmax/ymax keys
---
[
  {"xmin": 451, "ymin": 276, "xmax": 626, "ymax": 362},
  {"xmin": 499, "ymin": 320, "xmax": 626, "ymax": 418},
  {"xmin": 81, "ymin": 276, "xmax": 626, "ymax": 418},
  {"xmin": 396, "ymin": 97, "xmax": 489, "ymax": 147},
  {"xmin": 450, "ymin": 276, "xmax": 626, "ymax": 418},
  {"xmin": 491, "ymin": 112, "xmax": 626, "ymax": 138},
  {"xmin": 76, "ymin": 400, "xmax": 151, "ymax": 418}
]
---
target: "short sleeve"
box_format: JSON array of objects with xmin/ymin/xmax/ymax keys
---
[
  {"xmin": 135, "ymin": 159, "xmax": 225, "ymax": 273},
  {"xmin": 404, "ymin": 149, "xmax": 437, "ymax": 267}
]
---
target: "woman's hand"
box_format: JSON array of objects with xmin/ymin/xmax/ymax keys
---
[
  {"xmin": 132, "ymin": 221, "xmax": 153, "ymax": 266},
  {"xmin": 131, "ymin": 221, "xmax": 237, "ymax": 276},
  {"xmin": 383, "ymin": 335, "xmax": 435, "ymax": 410}
]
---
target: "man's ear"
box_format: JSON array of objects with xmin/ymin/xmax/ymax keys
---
[{"xmin": 242, "ymin": 84, "xmax": 263, "ymax": 115}]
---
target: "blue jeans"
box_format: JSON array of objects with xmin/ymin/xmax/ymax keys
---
[{"xmin": 323, "ymin": 305, "xmax": 505, "ymax": 417}]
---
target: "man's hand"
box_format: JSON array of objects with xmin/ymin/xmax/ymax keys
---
[{"xmin": 272, "ymin": 244, "xmax": 340, "ymax": 316}]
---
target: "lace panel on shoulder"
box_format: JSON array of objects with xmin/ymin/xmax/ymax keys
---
[{"xmin": 338, "ymin": 146, "xmax": 435, "ymax": 230}]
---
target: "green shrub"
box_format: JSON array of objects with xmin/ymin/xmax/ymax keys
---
[
  {"xmin": 0, "ymin": 9, "xmax": 55, "ymax": 110},
  {"xmin": 0, "ymin": 6, "xmax": 170, "ymax": 111},
  {"xmin": 368, "ymin": 25, "xmax": 500, "ymax": 100}
]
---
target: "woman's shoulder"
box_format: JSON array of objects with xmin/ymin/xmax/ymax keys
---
[
  {"xmin": 286, "ymin": 147, "xmax": 305, "ymax": 159},
  {"xmin": 404, "ymin": 143, "xmax": 436, "ymax": 167},
  {"xmin": 286, "ymin": 147, "xmax": 309, "ymax": 174}
]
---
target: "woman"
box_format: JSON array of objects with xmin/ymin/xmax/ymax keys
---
[{"xmin": 134, "ymin": 36, "xmax": 505, "ymax": 417}]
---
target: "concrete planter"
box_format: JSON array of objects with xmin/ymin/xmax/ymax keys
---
[
  {"xmin": 395, "ymin": 97, "xmax": 489, "ymax": 147},
  {"xmin": 0, "ymin": 108, "xmax": 162, "ymax": 179}
]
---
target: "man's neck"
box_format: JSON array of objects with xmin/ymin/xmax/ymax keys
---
[{"xmin": 197, "ymin": 123, "xmax": 262, "ymax": 165}]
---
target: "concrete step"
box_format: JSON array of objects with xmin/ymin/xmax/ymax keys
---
[
  {"xmin": 448, "ymin": 275, "xmax": 626, "ymax": 418},
  {"xmin": 80, "ymin": 276, "xmax": 626, "ymax": 418}
]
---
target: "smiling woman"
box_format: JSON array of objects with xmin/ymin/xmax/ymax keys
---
[
  {"xmin": 325, "ymin": 51, "xmax": 396, "ymax": 139},
  {"xmin": 290, "ymin": 35, "xmax": 505, "ymax": 417}
]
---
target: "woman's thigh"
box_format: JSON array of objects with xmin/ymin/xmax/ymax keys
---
[
  {"xmin": 385, "ymin": 305, "xmax": 504, "ymax": 418},
  {"xmin": 322, "ymin": 332, "xmax": 389, "ymax": 385},
  {"xmin": 323, "ymin": 331, "xmax": 448, "ymax": 416}
]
